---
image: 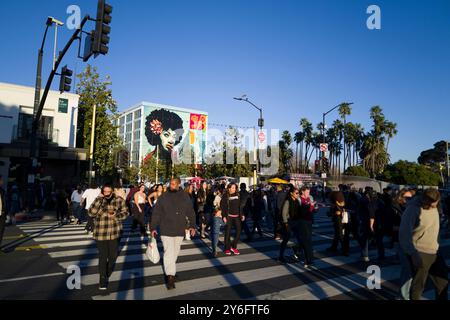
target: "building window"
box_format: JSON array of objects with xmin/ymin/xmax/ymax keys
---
[
  {"xmin": 134, "ymin": 120, "xmax": 141, "ymax": 130},
  {"xmin": 134, "ymin": 109, "xmax": 141, "ymax": 119},
  {"xmin": 119, "ymin": 126, "xmax": 124, "ymax": 135},
  {"xmin": 126, "ymin": 132, "xmax": 132, "ymax": 143},
  {"xmin": 133, "ymin": 131, "xmax": 140, "ymax": 140},
  {"xmin": 126, "ymin": 123, "xmax": 132, "ymax": 133},
  {"xmin": 17, "ymin": 113, "xmax": 54, "ymax": 142},
  {"xmin": 132, "ymin": 151, "xmax": 140, "ymax": 162},
  {"xmin": 119, "ymin": 116, "xmax": 125, "ymax": 125},
  {"xmin": 126, "ymin": 113, "xmax": 133, "ymax": 123}
]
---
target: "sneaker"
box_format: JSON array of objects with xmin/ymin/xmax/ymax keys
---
[
  {"xmin": 230, "ymin": 248, "xmax": 240, "ymax": 255},
  {"xmin": 99, "ymin": 277, "xmax": 108, "ymax": 290},
  {"xmin": 224, "ymin": 250, "xmax": 232, "ymax": 256}
]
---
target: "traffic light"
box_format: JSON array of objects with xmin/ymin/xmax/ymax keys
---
[
  {"xmin": 322, "ymin": 157, "xmax": 329, "ymax": 173},
  {"xmin": 59, "ymin": 65, "xmax": 73, "ymax": 93},
  {"xmin": 93, "ymin": 0, "xmax": 112, "ymax": 56}
]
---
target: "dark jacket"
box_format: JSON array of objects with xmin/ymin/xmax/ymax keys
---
[
  {"xmin": 220, "ymin": 192, "xmax": 241, "ymax": 218},
  {"xmin": 239, "ymin": 190, "xmax": 252, "ymax": 217},
  {"xmin": 281, "ymin": 196, "xmax": 301, "ymax": 223},
  {"xmin": 151, "ymin": 190, "xmax": 196, "ymax": 237}
]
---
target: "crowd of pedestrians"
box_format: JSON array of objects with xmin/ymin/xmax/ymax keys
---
[{"xmin": 0, "ymin": 175, "xmax": 448, "ymax": 300}]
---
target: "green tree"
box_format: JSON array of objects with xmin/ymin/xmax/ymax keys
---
[
  {"xmin": 380, "ymin": 160, "xmax": 441, "ymax": 186},
  {"xmin": 339, "ymin": 103, "xmax": 352, "ymax": 171},
  {"xmin": 76, "ymin": 65, "xmax": 120, "ymax": 180},
  {"xmin": 344, "ymin": 165, "xmax": 370, "ymax": 177}
]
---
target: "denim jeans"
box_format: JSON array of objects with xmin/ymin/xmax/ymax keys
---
[
  {"xmin": 71, "ymin": 202, "xmax": 82, "ymax": 221},
  {"xmin": 396, "ymin": 243, "xmax": 412, "ymax": 300},
  {"xmin": 211, "ymin": 216, "xmax": 224, "ymax": 252}
]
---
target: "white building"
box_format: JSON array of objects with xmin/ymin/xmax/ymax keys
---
[
  {"xmin": 0, "ymin": 82, "xmax": 87, "ymax": 187},
  {"xmin": 115, "ymin": 101, "xmax": 209, "ymax": 169}
]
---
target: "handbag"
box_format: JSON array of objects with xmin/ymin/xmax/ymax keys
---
[
  {"xmin": 146, "ymin": 236, "xmax": 160, "ymax": 264},
  {"xmin": 342, "ymin": 210, "xmax": 349, "ymax": 224}
]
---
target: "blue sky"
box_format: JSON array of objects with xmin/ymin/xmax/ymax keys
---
[{"xmin": 1, "ymin": 0, "xmax": 450, "ymax": 162}]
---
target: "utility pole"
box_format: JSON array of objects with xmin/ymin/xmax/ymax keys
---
[
  {"xmin": 234, "ymin": 95, "xmax": 264, "ymax": 187},
  {"xmin": 88, "ymin": 104, "xmax": 97, "ymax": 185}
]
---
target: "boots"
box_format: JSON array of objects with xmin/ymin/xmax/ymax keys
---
[{"xmin": 167, "ymin": 275, "xmax": 176, "ymax": 290}]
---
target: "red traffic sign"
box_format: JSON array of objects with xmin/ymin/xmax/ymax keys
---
[
  {"xmin": 258, "ymin": 131, "xmax": 266, "ymax": 143},
  {"xmin": 320, "ymin": 143, "xmax": 328, "ymax": 152}
]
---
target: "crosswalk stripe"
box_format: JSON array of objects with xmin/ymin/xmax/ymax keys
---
[
  {"xmin": 12, "ymin": 207, "xmax": 447, "ymax": 300},
  {"xmin": 33, "ymin": 232, "xmax": 331, "ymax": 244},
  {"xmin": 57, "ymin": 238, "xmax": 356, "ymax": 269},
  {"xmin": 254, "ymin": 265, "xmax": 401, "ymax": 300},
  {"xmin": 92, "ymin": 250, "xmax": 398, "ymax": 300}
]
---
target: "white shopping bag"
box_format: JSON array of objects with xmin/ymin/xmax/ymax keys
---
[
  {"xmin": 342, "ymin": 210, "xmax": 349, "ymax": 224},
  {"xmin": 146, "ymin": 237, "xmax": 160, "ymax": 264}
]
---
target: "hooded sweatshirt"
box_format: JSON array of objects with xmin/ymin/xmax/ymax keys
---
[{"xmin": 399, "ymin": 197, "xmax": 440, "ymax": 256}]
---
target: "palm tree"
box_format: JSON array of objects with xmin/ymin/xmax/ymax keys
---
[
  {"xmin": 360, "ymin": 133, "xmax": 389, "ymax": 178},
  {"xmin": 339, "ymin": 103, "xmax": 352, "ymax": 171},
  {"xmin": 300, "ymin": 118, "xmax": 313, "ymax": 173},
  {"xmin": 353, "ymin": 123, "xmax": 365, "ymax": 166},
  {"xmin": 281, "ymin": 130, "xmax": 293, "ymax": 173},
  {"xmin": 331, "ymin": 119, "xmax": 344, "ymax": 175},
  {"xmin": 294, "ymin": 131, "xmax": 304, "ymax": 173},
  {"xmin": 384, "ymin": 121, "xmax": 398, "ymax": 154}
]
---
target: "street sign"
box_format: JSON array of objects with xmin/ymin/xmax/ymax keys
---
[
  {"xmin": 58, "ymin": 98, "xmax": 68, "ymax": 113},
  {"xmin": 320, "ymin": 143, "xmax": 328, "ymax": 152},
  {"xmin": 258, "ymin": 131, "xmax": 266, "ymax": 143}
]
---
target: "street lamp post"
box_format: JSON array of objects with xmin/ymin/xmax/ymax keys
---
[
  {"xmin": 322, "ymin": 102, "xmax": 354, "ymax": 173},
  {"xmin": 234, "ymin": 95, "xmax": 264, "ymax": 186},
  {"xmin": 320, "ymin": 102, "xmax": 353, "ymax": 200},
  {"xmin": 29, "ymin": 17, "xmax": 63, "ymax": 185}
]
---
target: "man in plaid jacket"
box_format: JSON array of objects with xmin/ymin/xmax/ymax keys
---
[{"xmin": 88, "ymin": 183, "xmax": 128, "ymax": 290}]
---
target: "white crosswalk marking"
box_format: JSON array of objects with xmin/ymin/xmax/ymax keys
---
[{"xmin": 14, "ymin": 211, "xmax": 449, "ymax": 300}]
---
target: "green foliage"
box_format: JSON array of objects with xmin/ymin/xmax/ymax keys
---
[
  {"xmin": 344, "ymin": 166, "xmax": 370, "ymax": 177},
  {"xmin": 76, "ymin": 65, "xmax": 120, "ymax": 179},
  {"xmin": 380, "ymin": 160, "xmax": 441, "ymax": 186}
]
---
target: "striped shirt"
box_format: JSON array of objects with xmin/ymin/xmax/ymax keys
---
[{"xmin": 88, "ymin": 195, "xmax": 128, "ymax": 241}]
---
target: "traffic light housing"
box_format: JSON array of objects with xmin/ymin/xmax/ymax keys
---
[
  {"xmin": 322, "ymin": 157, "xmax": 329, "ymax": 173},
  {"xmin": 93, "ymin": 0, "xmax": 112, "ymax": 57},
  {"xmin": 59, "ymin": 65, "xmax": 73, "ymax": 93}
]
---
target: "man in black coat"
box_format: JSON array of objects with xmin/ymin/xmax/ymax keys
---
[{"xmin": 150, "ymin": 178, "xmax": 196, "ymax": 290}]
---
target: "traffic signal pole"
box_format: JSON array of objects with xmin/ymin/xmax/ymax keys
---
[
  {"xmin": 29, "ymin": 15, "xmax": 90, "ymax": 185},
  {"xmin": 88, "ymin": 104, "xmax": 97, "ymax": 185}
]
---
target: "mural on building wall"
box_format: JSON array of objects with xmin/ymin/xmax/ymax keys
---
[{"xmin": 143, "ymin": 105, "xmax": 207, "ymax": 165}]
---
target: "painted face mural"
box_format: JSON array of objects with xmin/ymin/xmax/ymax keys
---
[{"xmin": 143, "ymin": 106, "xmax": 207, "ymax": 164}]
